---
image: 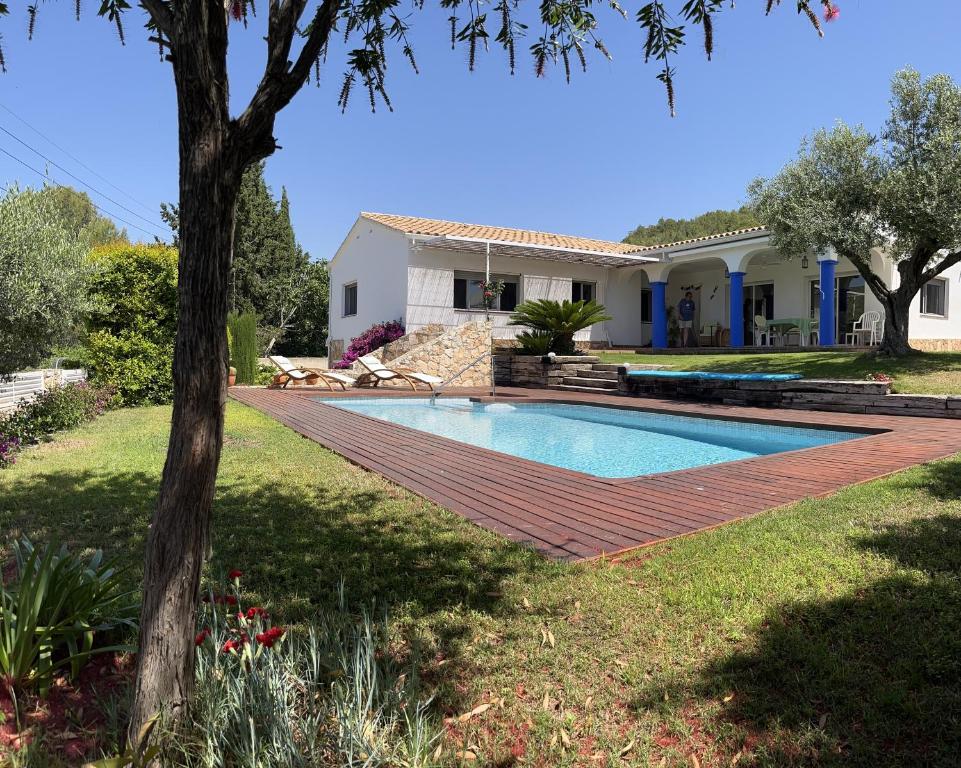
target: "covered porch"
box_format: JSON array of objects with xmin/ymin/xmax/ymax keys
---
[{"xmin": 635, "ymin": 233, "xmax": 885, "ymax": 350}]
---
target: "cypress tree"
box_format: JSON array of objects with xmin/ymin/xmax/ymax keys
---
[{"xmin": 227, "ymin": 311, "xmax": 258, "ymax": 384}]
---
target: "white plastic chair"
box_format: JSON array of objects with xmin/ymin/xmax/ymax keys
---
[
  {"xmin": 753, "ymin": 315, "xmax": 775, "ymax": 346},
  {"xmin": 844, "ymin": 311, "xmax": 882, "ymax": 346}
]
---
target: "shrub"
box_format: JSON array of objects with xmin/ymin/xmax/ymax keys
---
[
  {"xmin": 0, "ymin": 381, "xmax": 114, "ymax": 466},
  {"xmin": 85, "ymin": 330, "xmax": 174, "ymax": 406},
  {"xmin": 227, "ymin": 312, "xmax": 259, "ymax": 384},
  {"xmin": 515, "ymin": 329, "xmax": 554, "ymax": 355},
  {"xmin": 0, "ymin": 537, "xmax": 137, "ymax": 701},
  {"xmin": 508, "ymin": 299, "xmax": 611, "ymax": 355},
  {"xmin": 0, "ymin": 187, "xmax": 92, "ymax": 377},
  {"xmin": 334, "ymin": 320, "xmax": 405, "ymax": 369},
  {"xmin": 166, "ymin": 577, "xmax": 440, "ymax": 767},
  {"xmin": 86, "ymin": 243, "xmax": 178, "ymax": 406}
]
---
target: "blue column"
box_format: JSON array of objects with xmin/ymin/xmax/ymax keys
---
[
  {"xmin": 819, "ymin": 259, "xmax": 836, "ymax": 346},
  {"xmin": 729, "ymin": 271, "xmax": 746, "ymax": 347},
  {"xmin": 651, "ymin": 281, "xmax": 668, "ymax": 349}
]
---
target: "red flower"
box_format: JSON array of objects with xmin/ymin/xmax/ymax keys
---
[
  {"xmin": 246, "ymin": 607, "xmax": 268, "ymax": 620},
  {"xmin": 222, "ymin": 639, "xmax": 239, "ymax": 653},
  {"xmin": 255, "ymin": 631, "xmax": 274, "ymax": 648},
  {"xmin": 824, "ymin": 3, "xmax": 840, "ymax": 21},
  {"xmin": 225, "ymin": 595, "xmax": 238, "ymax": 606},
  {"xmin": 229, "ymin": 0, "xmax": 243, "ymax": 20},
  {"xmin": 195, "ymin": 629, "xmax": 211, "ymax": 646},
  {"xmin": 228, "ymin": 569, "xmax": 244, "ymax": 580},
  {"xmin": 265, "ymin": 626, "xmax": 285, "ymax": 640}
]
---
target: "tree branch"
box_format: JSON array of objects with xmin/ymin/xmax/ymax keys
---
[
  {"xmin": 838, "ymin": 246, "xmax": 891, "ymax": 300},
  {"xmin": 921, "ymin": 250, "xmax": 961, "ymax": 284},
  {"xmin": 233, "ymin": 0, "xmax": 339, "ymax": 159},
  {"xmin": 139, "ymin": 0, "xmax": 176, "ymax": 39}
]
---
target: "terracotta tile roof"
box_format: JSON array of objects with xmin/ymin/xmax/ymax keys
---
[
  {"xmin": 637, "ymin": 226, "xmax": 768, "ymax": 251},
  {"xmin": 361, "ymin": 212, "xmax": 768, "ymax": 257},
  {"xmin": 361, "ymin": 212, "xmax": 642, "ymax": 255}
]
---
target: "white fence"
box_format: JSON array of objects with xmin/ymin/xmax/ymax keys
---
[{"xmin": 0, "ymin": 369, "xmax": 87, "ymax": 413}]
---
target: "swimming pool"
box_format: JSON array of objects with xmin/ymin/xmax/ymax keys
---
[{"xmin": 321, "ymin": 398, "xmax": 862, "ymax": 478}]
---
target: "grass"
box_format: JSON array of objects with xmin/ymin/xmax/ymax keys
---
[
  {"xmin": 593, "ymin": 350, "xmax": 961, "ymax": 395},
  {"xmin": 2, "ymin": 403, "xmax": 961, "ymax": 765}
]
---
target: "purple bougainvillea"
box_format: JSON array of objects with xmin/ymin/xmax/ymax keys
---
[{"xmin": 334, "ymin": 320, "xmax": 406, "ymax": 369}]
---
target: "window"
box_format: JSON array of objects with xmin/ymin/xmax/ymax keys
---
[
  {"xmin": 453, "ymin": 272, "xmax": 519, "ymax": 312},
  {"xmin": 640, "ymin": 288, "xmax": 652, "ymax": 323},
  {"xmin": 342, "ymin": 282, "xmax": 357, "ymax": 317},
  {"xmin": 921, "ymin": 278, "xmax": 947, "ymax": 317},
  {"xmin": 572, "ymin": 281, "xmax": 595, "ymax": 303}
]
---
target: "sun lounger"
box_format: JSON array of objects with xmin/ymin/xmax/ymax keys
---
[{"xmin": 355, "ymin": 355, "xmax": 444, "ymax": 390}]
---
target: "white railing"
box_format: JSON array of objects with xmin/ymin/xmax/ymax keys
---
[{"xmin": 0, "ymin": 369, "xmax": 87, "ymax": 413}]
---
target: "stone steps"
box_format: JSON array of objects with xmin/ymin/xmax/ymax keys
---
[
  {"xmin": 549, "ymin": 384, "xmax": 625, "ymax": 395},
  {"xmin": 561, "ymin": 376, "xmax": 619, "ymax": 389},
  {"xmin": 574, "ymin": 368, "xmax": 618, "ymax": 380}
]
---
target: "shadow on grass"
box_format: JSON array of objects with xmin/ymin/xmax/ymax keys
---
[
  {"xmin": 0, "ymin": 466, "xmax": 546, "ymax": 709},
  {"xmin": 635, "ymin": 513, "xmax": 961, "ymax": 765}
]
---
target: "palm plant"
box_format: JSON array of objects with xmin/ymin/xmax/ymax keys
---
[{"xmin": 509, "ymin": 299, "xmax": 612, "ymax": 354}]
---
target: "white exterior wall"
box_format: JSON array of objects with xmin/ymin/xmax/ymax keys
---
[
  {"xmin": 406, "ymin": 245, "xmax": 622, "ymax": 343},
  {"xmin": 605, "ymin": 269, "xmax": 650, "ymax": 347},
  {"xmin": 328, "ymin": 218, "xmax": 961, "ymax": 354},
  {"xmin": 909, "ymin": 260, "xmax": 961, "ymax": 340},
  {"xmin": 328, "ymin": 220, "xmax": 409, "ymax": 353}
]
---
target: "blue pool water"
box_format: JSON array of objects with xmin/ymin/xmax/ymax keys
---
[{"xmin": 321, "ymin": 398, "xmax": 863, "ymax": 478}]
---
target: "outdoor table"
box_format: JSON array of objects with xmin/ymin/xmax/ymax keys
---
[{"xmin": 767, "ymin": 317, "xmax": 815, "ymax": 347}]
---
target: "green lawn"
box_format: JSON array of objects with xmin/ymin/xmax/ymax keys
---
[
  {"xmin": 593, "ymin": 350, "xmax": 961, "ymax": 395},
  {"xmin": 3, "ymin": 403, "xmax": 961, "ymax": 765}
]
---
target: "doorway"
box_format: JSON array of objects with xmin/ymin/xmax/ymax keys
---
[
  {"xmin": 743, "ymin": 282, "xmax": 774, "ymax": 345},
  {"xmin": 809, "ymin": 275, "xmax": 867, "ymax": 342}
]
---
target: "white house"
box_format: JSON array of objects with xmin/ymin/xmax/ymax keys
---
[{"xmin": 327, "ymin": 212, "xmax": 961, "ymax": 359}]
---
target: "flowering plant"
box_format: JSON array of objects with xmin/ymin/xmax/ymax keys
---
[
  {"xmin": 476, "ymin": 278, "xmax": 505, "ymax": 310},
  {"xmin": 867, "ymin": 372, "xmax": 893, "ymax": 383},
  {"xmin": 196, "ymin": 570, "xmax": 286, "ymax": 663},
  {"xmin": 333, "ymin": 319, "xmax": 406, "ymax": 369}
]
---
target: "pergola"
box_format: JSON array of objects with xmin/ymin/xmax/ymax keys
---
[{"xmin": 414, "ymin": 234, "xmax": 660, "ymax": 280}]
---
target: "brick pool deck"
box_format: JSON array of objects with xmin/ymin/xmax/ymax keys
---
[{"xmin": 230, "ymin": 386, "xmax": 961, "ymax": 562}]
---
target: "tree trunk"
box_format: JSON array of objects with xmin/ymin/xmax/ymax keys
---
[
  {"xmin": 128, "ymin": 0, "xmax": 244, "ymax": 738},
  {"xmin": 879, "ymin": 291, "xmax": 915, "ymax": 356}
]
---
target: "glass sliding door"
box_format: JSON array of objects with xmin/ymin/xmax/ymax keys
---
[
  {"xmin": 809, "ymin": 275, "xmax": 867, "ymax": 343},
  {"xmin": 743, "ymin": 283, "xmax": 774, "ymax": 345},
  {"xmin": 837, "ymin": 275, "xmax": 865, "ymax": 342}
]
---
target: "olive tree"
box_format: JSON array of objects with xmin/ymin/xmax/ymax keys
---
[
  {"xmin": 0, "ymin": 0, "xmax": 836, "ymax": 738},
  {"xmin": 750, "ymin": 68, "xmax": 961, "ymax": 355},
  {"xmin": 0, "ymin": 187, "xmax": 91, "ymax": 376}
]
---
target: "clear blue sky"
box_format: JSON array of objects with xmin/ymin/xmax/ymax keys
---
[{"xmin": 1, "ymin": 1, "xmax": 959, "ymax": 258}]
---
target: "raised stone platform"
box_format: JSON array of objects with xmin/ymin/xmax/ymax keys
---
[{"xmin": 617, "ymin": 367, "xmax": 961, "ymax": 419}]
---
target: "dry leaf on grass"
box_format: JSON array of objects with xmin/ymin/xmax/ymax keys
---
[
  {"xmin": 619, "ymin": 739, "xmax": 635, "ymax": 757},
  {"xmin": 452, "ymin": 702, "xmax": 493, "ymax": 722}
]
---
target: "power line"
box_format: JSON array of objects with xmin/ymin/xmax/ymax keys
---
[
  {"xmin": 0, "ymin": 123, "xmax": 169, "ymax": 234},
  {"xmin": 0, "ymin": 145, "xmax": 168, "ymax": 240},
  {"xmin": 0, "ymin": 101, "xmax": 159, "ymax": 218}
]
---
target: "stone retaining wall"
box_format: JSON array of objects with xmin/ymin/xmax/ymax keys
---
[
  {"xmin": 493, "ymin": 354, "xmax": 600, "ymax": 387},
  {"xmin": 357, "ymin": 320, "xmax": 493, "ymax": 387},
  {"xmin": 618, "ymin": 369, "xmax": 961, "ymax": 419},
  {"xmin": 913, "ymin": 339, "xmax": 961, "ymax": 352},
  {"xmin": 376, "ymin": 324, "xmax": 445, "ymax": 362}
]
